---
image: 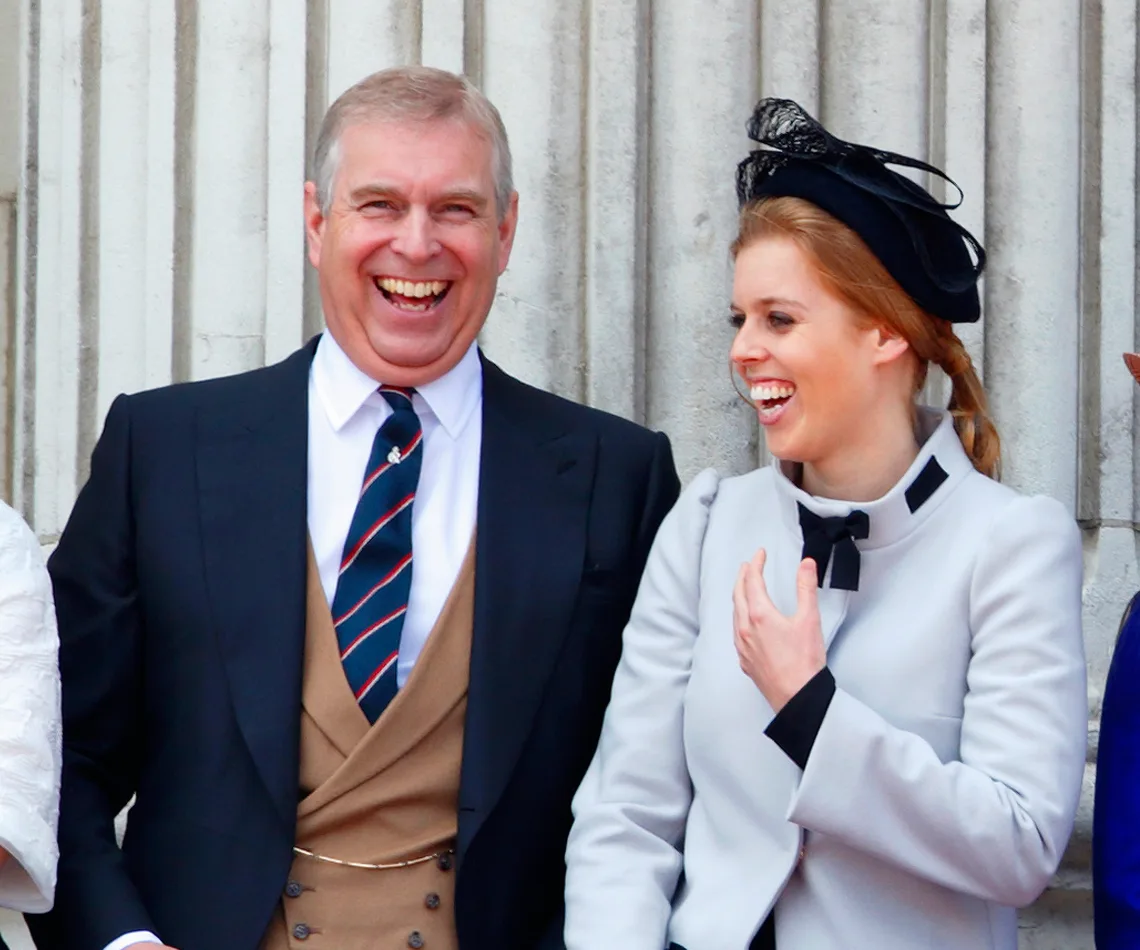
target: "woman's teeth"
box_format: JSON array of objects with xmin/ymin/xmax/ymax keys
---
[{"xmin": 750, "ymin": 384, "xmax": 795, "ymax": 402}]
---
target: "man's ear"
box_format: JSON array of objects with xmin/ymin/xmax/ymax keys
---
[
  {"xmin": 303, "ymin": 182, "xmax": 325, "ymax": 269},
  {"xmin": 496, "ymin": 191, "xmax": 520, "ymax": 276},
  {"xmin": 870, "ymin": 323, "xmax": 911, "ymax": 367}
]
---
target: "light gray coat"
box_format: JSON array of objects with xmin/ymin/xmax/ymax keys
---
[{"xmin": 564, "ymin": 410, "xmax": 1087, "ymax": 950}]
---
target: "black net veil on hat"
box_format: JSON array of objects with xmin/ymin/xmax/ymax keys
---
[{"xmin": 735, "ymin": 98, "xmax": 986, "ymax": 324}]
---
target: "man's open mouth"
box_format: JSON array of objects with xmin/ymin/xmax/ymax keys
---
[{"xmin": 374, "ymin": 277, "xmax": 452, "ymax": 312}]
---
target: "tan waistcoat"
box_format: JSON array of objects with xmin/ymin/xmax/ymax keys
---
[{"xmin": 261, "ymin": 540, "xmax": 474, "ymax": 950}]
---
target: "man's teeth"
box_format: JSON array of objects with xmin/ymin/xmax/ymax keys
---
[
  {"xmin": 750, "ymin": 384, "xmax": 796, "ymax": 401},
  {"xmin": 377, "ymin": 277, "xmax": 449, "ymax": 298}
]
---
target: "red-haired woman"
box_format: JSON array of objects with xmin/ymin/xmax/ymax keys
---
[{"xmin": 563, "ymin": 101, "xmax": 1087, "ymax": 950}]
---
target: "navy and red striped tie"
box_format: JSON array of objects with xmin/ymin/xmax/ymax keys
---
[{"xmin": 332, "ymin": 386, "xmax": 423, "ymax": 723}]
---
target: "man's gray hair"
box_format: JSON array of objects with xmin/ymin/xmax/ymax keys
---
[{"xmin": 313, "ymin": 66, "xmax": 514, "ymax": 219}]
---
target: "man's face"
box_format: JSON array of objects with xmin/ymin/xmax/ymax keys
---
[{"xmin": 304, "ymin": 118, "xmax": 518, "ymax": 386}]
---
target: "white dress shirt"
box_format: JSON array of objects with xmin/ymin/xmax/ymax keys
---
[
  {"xmin": 0, "ymin": 501, "xmax": 60, "ymax": 914},
  {"xmin": 107, "ymin": 332, "xmax": 482, "ymax": 950},
  {"xmin": 307, "ymin": 330, "xmax": 482, "ymax": 685}
]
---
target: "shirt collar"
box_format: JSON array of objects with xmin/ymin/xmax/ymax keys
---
[{"xmin": 311, "ymin": 331, "xmax": 482, "ymax": 440}]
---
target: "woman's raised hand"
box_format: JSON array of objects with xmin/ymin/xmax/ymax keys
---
[{"xmin": 733, "ymin": 549, "xmax": 826, "ymax": 712}]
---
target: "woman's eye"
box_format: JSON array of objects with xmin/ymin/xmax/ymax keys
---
[
  {"xmin": 768, "ymin": 311, "xmax": 793, "ymax": 328},
  {"xmin": 728, "ymin": 313, "xmax": 745, "ymax": 329}
]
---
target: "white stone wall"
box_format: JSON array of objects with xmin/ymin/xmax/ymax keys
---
[{"xmin": 3, "ymin": 1, "xmax": 1136, "ymax": 947}]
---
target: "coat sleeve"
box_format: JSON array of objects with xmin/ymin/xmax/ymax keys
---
[
  {"xmin": 0, "ymin": 505, "xmax": 61, "ymax": 912},
  {"xmin": 25, "ymin": 395, "xmax": 159, "ymax": 948},
  {"xmin": 787, "ymin": 493, "xmax": 1087, "ymax": 907},
  {"xmin": 1093, "ymin": 592, "xmax": 1140, "ymax": 948},
  {"xmin": 563, "ymin": 469, "xmax": 720, "ymax": 950}
]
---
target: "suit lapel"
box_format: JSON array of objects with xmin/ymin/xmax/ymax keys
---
[
  {"xmin": 196, "ymin": 339, "xmax": 317, "ymax": 828},
  {"xmin": 458, "ymin": 358, "xmax": 596, "ymax": 856}
]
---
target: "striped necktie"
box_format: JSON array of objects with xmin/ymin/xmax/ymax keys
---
[{"xmin": 332, "ymin": 386, "xmax": 423, "ymax": 723}]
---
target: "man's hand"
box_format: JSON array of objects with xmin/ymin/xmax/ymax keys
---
[{"xmin": 733, "ymin": 549, "xmax": 825, "ymax": 712}]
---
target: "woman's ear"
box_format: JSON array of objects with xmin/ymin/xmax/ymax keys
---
[{"xmin": 870, "ymin": 323, "xmax": 911, "ymax": 367}]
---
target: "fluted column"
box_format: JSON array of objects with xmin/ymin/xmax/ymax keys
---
[
  {"xmin": 185, "ymin": 0, "xmax": 272, "ymax": 379},
  {"xmin": 20, "ymin": 0, "xmax": 88, "ymax": 537},
  {"xmin": 480, "ymin": 0, "xmax": 588, "ymax": 400},
  {"xmin": 326, "ymin": 0, "xmax": 420, "ymax": 102},
  {"xmin": 645, "ymin": 0, "xmax": 760, "ymax": 479},
  {"xmin": 984, "ymin": 0, "xmax": 1082, "ymax": 505}
]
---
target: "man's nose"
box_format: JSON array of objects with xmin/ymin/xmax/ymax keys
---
[{"xmin": 391, "ymin": 207, "xmax": 441, "ymax": 262}]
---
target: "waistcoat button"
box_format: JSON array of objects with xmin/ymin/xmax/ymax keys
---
[
  {"xmin": 408, "ymin": 931, "xmax": 425, "ymax": 948},
  {"xmin": 437, "ymin": 852, "xmax": 453, "ymax": 871},
  {"xmin": 425, "ymin": 892, "xmax": 441, "ymax": 910},
  {"xmin": 293, "ymin": 923, "xmax": 311, "ymax": 940},
  {"xmin": 285, "ymin": 880, "xmax": 303, "ymax": 898}
]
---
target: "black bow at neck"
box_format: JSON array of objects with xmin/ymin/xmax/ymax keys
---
[
  {"xmin": 794, "ymin": 456, "xmax": 949, "ymax": 593},
  {"xmin": 797, "ymin": 505, "xmax": 870, "ymax": 592}
]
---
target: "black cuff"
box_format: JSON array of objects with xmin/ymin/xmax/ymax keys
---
[{"xmin": 764, "ymin": 667, "xmax": 836, "ymax": 770}]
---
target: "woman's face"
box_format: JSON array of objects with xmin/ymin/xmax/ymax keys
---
[{"xmin": 730, "ymin": 235, "xmax": 906, "ymax": 469}]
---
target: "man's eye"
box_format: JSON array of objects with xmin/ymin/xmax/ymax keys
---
[
  {"xmin": 441, "ymin": 204, "xmax": 475, "ymax": 216},
  {"xmin": 363, "ymin": 200, "xmax": 396, "ymax": 211}
]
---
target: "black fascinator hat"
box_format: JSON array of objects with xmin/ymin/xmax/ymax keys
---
[{"xmin": 736, "ymin": 99, "xmax": 985, "ymax": 324}]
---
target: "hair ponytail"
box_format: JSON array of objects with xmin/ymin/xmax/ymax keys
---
[{"xmin": 935, "ymin": 330, "xmax": 1001, "ymax": 479}]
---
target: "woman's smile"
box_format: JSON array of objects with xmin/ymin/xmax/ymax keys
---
[{"xmin": 748, "ymin": 380, "xmax": 798, "ymax": 425}]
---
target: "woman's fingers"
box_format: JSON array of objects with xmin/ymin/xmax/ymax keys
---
[
  {"xmin": 733, "ymin": 564, "xmax": 747, "ymax": 629},
  {"xmin": 794, "ymin": 557, "xmax": 819, "ymax": 621},
  {"xmin": 733, "ymin": 565, "xmax": 753, "ymax": 672},
  {"xmin": 743, "ymin": 548, "xmax": 774, "ymax": 619}
]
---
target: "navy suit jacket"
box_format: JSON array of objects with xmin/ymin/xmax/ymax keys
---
[
  {"xmin": 1095, "ymin": 591, "xmax": 1140, "ymax": 948},
  {"xmin": 27, "ymin": 338, "xmax": 679, "ymax": 950}
]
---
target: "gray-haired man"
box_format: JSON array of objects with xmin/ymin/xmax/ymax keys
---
[{"xmin": 29, "ymin": 67, "xmax": 679, "ymax": 950}]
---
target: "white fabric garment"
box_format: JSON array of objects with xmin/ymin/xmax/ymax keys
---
[
  {"xmin": 0, "ymin": 501, "xmax": 60, "ymax": 913},
  {"xmin": 105, "ymin": 332, "xmax": 484, "ymax": 950},
  {"xmin": 565, "ymin": 409, "xmax": 1088, "ymax": 950},
  {"xmin": 307, "ymin": 330, "xmax": 482, "ymax": 687}
]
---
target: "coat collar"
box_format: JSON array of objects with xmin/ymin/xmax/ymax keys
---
[{"xmin": 770, "ymin": 407, "xmax": 975, "ymax": 554}]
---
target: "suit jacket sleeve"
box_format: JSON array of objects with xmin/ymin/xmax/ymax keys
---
[
  {"xmin": 1094, "ymin": 592, "xmax": 1140, "ymax": 948},
  {"xmin": 563, "ymin": 469, "xmax": 720, "ymax": 950},
  {"xmin": 787, "ymin": 494, "xmax": 1087, "ymax": 907},
  {"xmin": 0, "ymin": 505, "xmax": 60, "ymax": 912},
  {"xmin": 26, "ymin": 395, "xmax": 159, "ymax": 947}
]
